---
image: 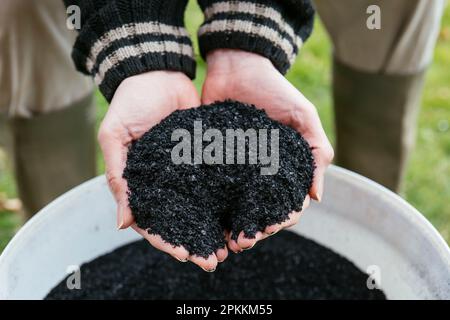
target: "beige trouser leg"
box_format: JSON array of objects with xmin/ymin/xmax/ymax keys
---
[
  {"xmin": 0, "ymin": 0, "xmax": 96, "ymax": 218},
  {"xmin": 0, "ymin": 96, "xmax": 97, "ymax": 219},
  {"xmin": 314, "ymin": 0, "xmax": 445, "ymax": 191},
  {"xmin": 0, "ymin": 0, "xmax": 93, "ymax": 117}
]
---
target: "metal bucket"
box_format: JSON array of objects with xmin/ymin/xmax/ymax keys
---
[{"xmin": 0, "ymin": 166, "xmax": 449, "ymax": 299}]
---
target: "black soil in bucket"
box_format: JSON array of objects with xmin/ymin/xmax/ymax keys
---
[
  {"xmin": 123, "ymin": 101, "xmax": 315, "ymax": 257},
  {"xmin": 46, "ymin": 231, "xmax": 386, "ymax": 299}
]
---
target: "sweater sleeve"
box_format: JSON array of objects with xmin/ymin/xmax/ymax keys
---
[
  {"xmin": 197, "ymin": 0, "xmax": 315, "ymax": 74},
  {"xmin": 63, "ymin": 0, "xmax": 196, "ymax": 102}
]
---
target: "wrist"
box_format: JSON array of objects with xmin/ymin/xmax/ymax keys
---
[
  {"xmin": 206, "ymin": 49, "xmax": 274, "ymax": 75},
  {"xmin": 115, "ymin": 70, "xmax": 191, "ymax": 99},
  {"xmin": 123, "ymin": 70, "xmax": 187, "ymax": 82}
]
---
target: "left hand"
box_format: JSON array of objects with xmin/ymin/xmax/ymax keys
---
[{"xmin": 202, "ymin": 49, "xmax": 334, "ymax": 253}]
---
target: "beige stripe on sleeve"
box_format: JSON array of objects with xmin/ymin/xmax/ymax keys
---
[
  {"xmin": 94, "ymin": 41, "xmax": 194, "ymax": 84},
  {"xmin": 86, "ymin": 22, "xmax": 191, "ymax": 72},
  {"xmin": 199, "ymin": 19, "xmax": 300, "ymax": 64},
  {"xmin": 203, "ymin": 1, "xmax": 302, "ymax": 46}
]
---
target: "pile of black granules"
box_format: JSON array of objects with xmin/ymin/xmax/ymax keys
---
[
  {"xmin": 123, "ymin": 101, "xmax": 315, "ymax": 258},
  {"xmin": 46, "ymin": 231, "xmax": 386, "ymax": 300}
]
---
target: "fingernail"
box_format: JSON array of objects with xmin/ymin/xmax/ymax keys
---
[
  {"xmin": 314, "ymin": 191, "xmax": 322, "ymax": 203},
  {"xmin": 117, "ymin": 206, "xmax": 124, "ymax": 229},
  {"xmin": 268, "ymin": 229, "xmax": 280, "ymax": 236},
  {"xmin": 316, "ymin": 179, "xmax": 324, "ymax": 202},
  {"xmin": 243, "ymin": 244, "xmax": 255, "ymax": 251},
  {"xmin": 175, "ymin": 257, "xmax": 188, "ymax": 263},
  {"xmin": 203, "ymin": 268, "xmax": 216, "ymax": 273}
]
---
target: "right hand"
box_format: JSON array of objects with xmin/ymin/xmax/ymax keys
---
[{"xmin": 98, "ymin": 71, "xmax": 226, "ymax": 272}]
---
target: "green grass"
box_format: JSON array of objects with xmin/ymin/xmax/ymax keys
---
[{"xmin": 0, "ymin": 1, "xmax": 449, "ymax": 252}]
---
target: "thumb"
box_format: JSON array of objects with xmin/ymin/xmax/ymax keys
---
[{"xmin": 98, "ymin": 126, "xmax": 134, "ymax": 229}]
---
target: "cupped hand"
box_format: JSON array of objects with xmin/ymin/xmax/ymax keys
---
[
  {"xmin": 98, "ymin": 71, "xmax": 225, "ymax": 272},
  {"xmin": 202, "ymin": 49, "xmax": 334, "ymax": 253}
]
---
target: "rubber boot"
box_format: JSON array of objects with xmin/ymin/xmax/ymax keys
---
[
  {"xmin": 5, "ymin": 93, "xmax": 97, "ymax": 219},
  {"xmin": 333, "ymin": 58, "xmax": 426, "ymax": 192}
]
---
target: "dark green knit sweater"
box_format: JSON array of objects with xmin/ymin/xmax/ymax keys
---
[{"xmin": 64, "ymin": 0, "xmax": 314, "ymax": 101}]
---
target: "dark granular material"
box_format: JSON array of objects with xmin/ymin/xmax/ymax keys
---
[
  {"xmin": 123, "ymin": 101, "xmax": 315, "ymax": 258},
  {"xmin": 46, "ymin": 231, "xmax": 386, "ymax": 300}
]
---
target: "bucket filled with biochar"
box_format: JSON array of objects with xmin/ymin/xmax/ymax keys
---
[
  {"xmin": 47, "ymin": 101, "xmax": 385, "ymax": 299},
  {"xmin": 1, "ymin": 101, "xmax": 449, "ymax": 300},
  {"xmin": 45, "ymin": 231, "xmax": 385, "ymax": 299}
]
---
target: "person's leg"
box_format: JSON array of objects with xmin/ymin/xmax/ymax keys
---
[
  {"xmin": 331, "ymin": 61, "xmax": 425, "ymax": 190},
  {"xmin": 0, "ymin": 0, "xmax": 96, "ymax": 218},
  {"xmin": 314, "ymin": 0, "xmax": 445, "ymax": 191},
  {"xmin": 7, "ymin": 96, "xmax": 97, "ymax": 219},
  {"xmin": 0, "ymin": 97, "xmax": 97, "ymax": 220}
]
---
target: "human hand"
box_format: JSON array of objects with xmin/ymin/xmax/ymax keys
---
[
  {"xmin": 202, "ymin": 49, "xmax": 334, "ymax": 252},
  {"xmin": 98, "ymin": 71, "xmax": 225, "ymax": 271}
]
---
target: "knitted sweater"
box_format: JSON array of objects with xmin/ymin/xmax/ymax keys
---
[{"xmin": 64, "ymin": 0, "xmax": 314, "ymax": 102}]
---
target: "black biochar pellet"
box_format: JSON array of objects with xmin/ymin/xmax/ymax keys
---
[
  {"xmin": 123, "ymin": 101, "xmax": 315, "ymax": 258},
  {"xmin": 46, "ymin": 231, "xmax": 386, "ymax": 300}
]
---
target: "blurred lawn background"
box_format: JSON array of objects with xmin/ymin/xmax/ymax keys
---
[{"xmin": 0, "ymin": 1, "xmax": 449, "ymax": 252}]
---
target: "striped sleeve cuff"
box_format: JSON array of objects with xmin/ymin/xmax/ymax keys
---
[
  {"xmin": 198, "ymin": 0, "xmax": 314, "ymax": 74},
  {"xmin": 68, "ymin": 0, "xmax": 195, "ymax": 102}
]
